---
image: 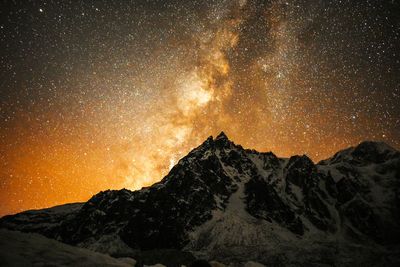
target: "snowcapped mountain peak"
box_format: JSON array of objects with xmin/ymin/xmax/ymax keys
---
[
  {"xmin": 213, "ymin": 131, "xmax": 237, "ymax": 151},
  {"xmin": 356, "ymin": 140, "xmax": 396, "ymax": 152},
  {"xmin": 319, "ymin": 140, "xmax": 399, "ymax": 166},
  {"xmin": 215, "ymin": 131, "xmax": 229, "ymax": 141},
  {"xmin": 1, "ymin": 135, "xmax": 400, "ymax": 265},
  {"xmin": 352, "ymin": 140, "xmax": 399, "ymax": 162}
]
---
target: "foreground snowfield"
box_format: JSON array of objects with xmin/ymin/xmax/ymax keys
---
[
  {"xmin": 2, "ymin": 228, "xmax": 399, "ymax": 267},
  {"xmin": 0, "ymin": 229, "xmax": 136, "ymax": 267},
  {"xmin": 0, "ymin": 229, "xmax": 269, "ymax": 267}
]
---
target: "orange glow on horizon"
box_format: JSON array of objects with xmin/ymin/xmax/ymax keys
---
[{"xmin": 1, "ymin": 0, "xmax": 398, "ymax": 216}]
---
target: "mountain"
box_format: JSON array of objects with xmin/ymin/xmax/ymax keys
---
[
  {"xmin": 0, "ymin": 229, "xmax": 136, "ymax": 267},
  {"xmin": 1, "ymin": 132, "xmax": 400, "ymax": 266}
]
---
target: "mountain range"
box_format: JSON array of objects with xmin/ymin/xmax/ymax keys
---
[{"xmin": 1, "ymin": 132, "xmax": 400, "ymax": 266}]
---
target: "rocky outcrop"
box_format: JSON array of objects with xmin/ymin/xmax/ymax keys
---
[{"xmin": 1, "ymin": 133, "xmax": 399, "ymax": 265}]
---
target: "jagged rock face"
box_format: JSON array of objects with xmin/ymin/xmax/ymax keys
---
[
  {"xmin": 318, "ymin": 141, "xmax": 400, "ymax": 244},
  {"xmin": 58, "ymin": 189, "xmax": 142, "ymax": 245},
  {"xmin": 243, "ymin": 152, "xmax": 338, "ymax": 236},
  {"xmin": 121, "ymin": 138, "xmax": 238, "ymax": 249},
  {"xmin": 245, "ymin": 176, "xmax": 305, "ymax": 235},
  {"xmin": 351, "ymin": 141, "xmax": 400, "ymax": 164},
  {"xmin": 58, "ymin": 133, "xmax": 239, "ymax": 250},
  {"xmin": 1, "ymin": 133, "xmax": 400, "ymax": 264}
]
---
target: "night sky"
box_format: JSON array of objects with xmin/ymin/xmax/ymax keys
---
[{"xmin": 1, "ymin": 0, "xmax": 399, "ymax": 216}]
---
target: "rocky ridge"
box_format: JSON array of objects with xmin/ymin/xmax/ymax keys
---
[{"xmin": 1, "ymin": 132, "xmax": 400, "ymax": 266}]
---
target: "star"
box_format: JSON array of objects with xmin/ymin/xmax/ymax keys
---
[{"xmin": 0, "ymin": 0, "xmax": 399, "ymax": 216}]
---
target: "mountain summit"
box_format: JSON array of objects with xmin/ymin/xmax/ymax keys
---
[{"xmin": 1, "ymin": 134, "xmax": 400, "ymax": 266}]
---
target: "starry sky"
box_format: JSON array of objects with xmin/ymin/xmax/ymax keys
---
[{"xmin": 0, "ymin": 0, "xmax": 399, "ymax": 216}]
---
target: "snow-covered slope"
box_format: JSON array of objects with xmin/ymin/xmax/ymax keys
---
[
  {"xmin": 0, "ymin": 229, "xmax": 136, "ymax": 267},
  {"xmin": 1, "ymin": 133, "xmax": 399, "ymax": 266},
  {"xmin": 317, "ymin": 141, "xmax": 400, "ymax": 244},
  {"xmin": 0, "ymin": 203, "xmax": 83, "ymax": 238}
]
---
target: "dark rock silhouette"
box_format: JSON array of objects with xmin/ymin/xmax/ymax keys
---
[
  {"xmin": 1, "ymin": 133, "xmax": 400, "ymax": 266},
  {"xmin": 190, "ymin": 259, "xmax": 212, "ymax": 267}
]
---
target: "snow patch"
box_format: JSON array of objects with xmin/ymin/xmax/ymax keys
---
[{"xmin": 0, "ymin": 229, "xmax": 136, "ymax": 267}]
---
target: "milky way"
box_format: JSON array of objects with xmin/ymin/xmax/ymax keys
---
[{"xmin": 0, "ymin": 0, "xmax": 399, "ymax": 215}]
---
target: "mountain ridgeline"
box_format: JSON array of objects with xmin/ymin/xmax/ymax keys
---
[{"xmin": 1, "ymin": 132, "xmax": 400, "ymax": 265}]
